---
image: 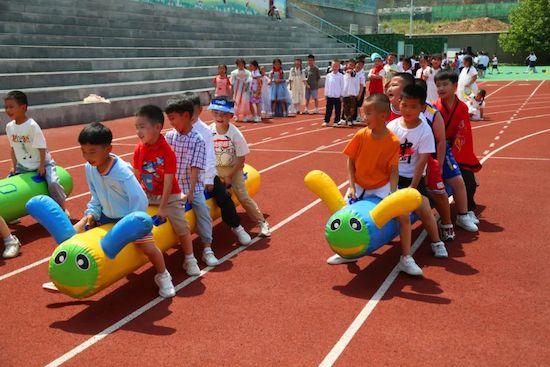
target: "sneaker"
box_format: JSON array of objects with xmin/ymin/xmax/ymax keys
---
[
  {"xmin": 232, "ymin": 225, "xmax": 252, "ymax": 245},
  {"xmin": 439, "ymin": 224, "xmax": 455, "ymax": 242},
  {"xmin": 243, "ymin": 117, "xmax": 250, "ymax": 123},
  {"xmin": 267, "ymin": 112, "xmax": 274, "ymax": 118},
  {"xmin": 347, "ymin": 120, "xmax": 353, "ymax": 127},
  {"xmin": 468, "ymin": 211, "xmax": 480, "ymax": 225},
  {"xmin": 254, "ymin": 116, "xmax": 261, "ymax": 123},
  {"xmin": 313, "ymin": 108, "xmax": 319, "ymax": 114},
  {"xmin": 259, "ymin": 221, "xmax": 271, "ymax": 237},
  {"xmin": 431, "ymin": 241, "xmax": 448, "ymax": 258},
  {"xmin": 456, "ymin": 214, "xmax": 478, "ymax": 232},
  {"xmin": 337, "ymin": 119, "xmax": 346, "ymax": 126},
  {"xmin": 8, "ymin": 219, "xmax": 21, "ymax": 225},
  {"xmin": 183, "ymin": 257, "xmax": 201, "ymax": 276},
  {"xmin": 356, "ymin": 116, "xmax": 363, "ymax": 123},
  {"xmin": 154, "ymin": 271, "xmax": 176, "ymax": 298},
  {"xmin": 202, "ymin": 249, "xmax": 219, "ymax": 266},
  {"xmin": 42, "ymin": 282, "xmax": 59, "ymax": 292},
  {"xmin": 322, "ymin": 122, "xmax": 329, "ymax": 127},
  {"xmin": 308, "ymin": 109, "xmax": 314, "ymax": 115},
  {"xmin": 398, "ymin": 255, "xmax": 423, "ymax": 276},
  {"xmin": 2, "ymin": 235, "xmax": 20, "ymax": 258},
  {"xmin": 327, "ymin": 254, "xmax": 358, "ymax": 265}
]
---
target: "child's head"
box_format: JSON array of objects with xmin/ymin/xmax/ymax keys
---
[
  {"xmin": 181, "ymin": 92, "xmax": 202, "ymax": 122},
  {"xmin": 386, "ymin": 72, "xmax": 415, "ymax": 107},
  {"xmin": 218, "ymin": 64, "xmax": 228, "ymax": 75},
  {"xmin": 208, "ymin": 97, "xmax": 234, "ymax": 125},
  {"xmin": 476, "ymin": 89, "xmax": 487, "ymax": 101},
  {"xmin": 355, "ymin": 59, "xmax": 364, "ymax": 71},
  {"xmin": 3, "ymin": 91, "xmax": 28, "ymax": 122},
  {"xmin": 463, "ymin": 55, "xmax": 473, "ymax": 67},
  {"xmin": 235, "ymin": 58, "xmax": 246, "ymax": 69},
  {"xmin": 419, "ymin": 55, "xmax": 429, "ymax": 68},
  {"xmin": 78, "ymin": 122, "xmax": 113, "ymax": 167},
  {"xmin": 260, "ymin": 66, "xmax": 266, "ymax": 75},
  {"xmin": 347, "ymin": 59, "xmax": 356, "ymax": 69},
  {"xmin": 400, "ymin": 85, "xmax": 426, "ymax": 124},
  {"xmin": 414, "ymin": 78, "xmax": 428, "ymax": 94},
  {"xmin": 307, "ymin": 54, "xmax": 315, "ymax": 66},
  {"xmin": 294, "ymin": 58, "xmax": 302, "ymax": 68},
  {"xmin": 387, "ymin": 53, "xmax": 396, "ymax": 65},
  {"xmin": 250, "ymin": 60, "xmax": 259, "ymax": 71},
  {"xmin": 363, "ymin": 93, "xmax": 390, "ymax": 129},
  {"xmin": 431, "ymin": 55, "xmax": 442, "ymax": 69},
  {"xmin": 434, "ymin": 70, "xmax": 459, "ymax": 100},
  {"xmin": 273, "ymin": 58, "xmax": 282, "ymax": 68},
  {"xmin": 402, "ymin": 58, "xmax": 412, "ymax": 70},
  {"xmin": 331, "ymin": 59, "xmax": 340, "ymax": 72},
  {"xmin": 165, "ymin": 95, "xmax": 195, "ymax": 133},
  {"xmin": 135, "ymin": 105, "xmax": 164, "ymax": 145}
]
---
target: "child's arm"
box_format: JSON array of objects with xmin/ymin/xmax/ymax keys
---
[
  {"xmin": 38, "ymin": 148, "xmax": 46, "ymax": 176},
  {"xmin": 123, "ymin": 175, "xmax": 149, "ymax": 214},
  {"xmin": 410, "ymin": 153, "xmax": 429, "ymax": 188},
  {"xmin": 187, "ymin": 167, "xmax": 199, "ymax": 203},
  {"xmin": 156, "ymin": 174, "xmax": 174, "ymax": 219},
  {"xmin": 84, "ymin": 172, "xmax": 102, "ymax": 225},
  {"xmin": 390, "ymin": 165, "xmax": 399, "ymax": 193},
  {"xmin": 432, "ymin": 113, "xmax": 447, "ymax": 171},
  {"xmin": 347, "ymin": 157, "xmax": 357, "ymax": 199},
  {"xmin": 9, "ymin": 147, "xmax": 16, "ymax": 174},
  {"xmin": 480, "ymin": 106, "xmax": 484, "ymax": 120}
]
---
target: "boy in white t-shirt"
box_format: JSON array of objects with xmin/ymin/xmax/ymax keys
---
[
  {"xmin": 339, "ymin": 59, "xmax": 360, "ymax": 127},
  {"xmin": 208, "ymin": 97, "xmax": 271, "ymax": 237},
  {"xmin": 467, "ymin": 89, "xmax": 486, "ymax": 121},
  {"xmin": 4, "ymin": 91, "xmax": 67, "ymax": 212},
  {"xmin": 387, "ymin": 84, "xmax": 448, "ymax": 259}
]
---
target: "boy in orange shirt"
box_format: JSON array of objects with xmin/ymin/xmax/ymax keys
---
[{"xmin": 328, "ymin": 94, "xmax": 423, "ymax": 276}]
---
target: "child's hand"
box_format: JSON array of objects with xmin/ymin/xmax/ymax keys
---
[
  {"xmin": 186, "ymin": 191, "xmax": 194, "ymax": 204},
  {"xmin": 348, "ymin": 187, "xmax": 357, "ymax": 200},
  {"xmin": 85, "ymin": 214, "xmax": 97, "ymax": 230},
  {"xmin": 156, "ymin": 206, "xmax": 167, "ymax": 219},
  {"xmin": 205, "ymin": 184, "xmax": 214, "ymax": 192},
  {"xmin": 38, "ymin": 164, "xmax": 46, "ymax": 176},
  {"xmin": 8, "ymin": 166, "xmax": 15, "ymax": 176},
  {"xmin": 224, "ymin": 175, "xmax": 233, "ymax": 188}
]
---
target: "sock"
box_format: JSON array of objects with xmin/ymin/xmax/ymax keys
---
[
  {"xmin": 3, "ymin": 235, "xmax": 15, "ymax": 243},
  {"xmin": 203, "ymin": 247, "xmax": 213, "ymax": 255},
  {"xmin": 184, "ymin": 254, "xmax": 195, "ymax": 261}
]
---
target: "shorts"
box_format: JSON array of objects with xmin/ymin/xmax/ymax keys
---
[
  {"xmin": 250, "ymin": 95, "xmax": 262, "ymax": 104},
  {"xmin": 478, "ymin": 65, "xmax": 487, "ymax": 71},
  {"xmin": 425, "ymin": 157, "xmax": 446, "ymax": 194},
  {"xmin": 442, "ymin": 146, "xmax": 462, "ymax": 180},
  {"xmin": 346, "ymin": 182, "xmax": 391, "ymax": 202},
  {"xmin": 305, "ymin": 88, "xmax": 318, "ymax": 100},
  {"xmin": 398, "ymin": 176, "xmax": 429, "ymax": 198},
  {"xmin": 89, "ymin": 213, "xmax": 154, "ymax": 245},
  {"xmin": 492, "ymin": 64, "xmax": 498, "ymax": 69},
  {"xmin": 148, "ymin": 193, "xmax": 190, "ymax": 236}
]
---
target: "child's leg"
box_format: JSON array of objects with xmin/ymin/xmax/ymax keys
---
[
  {"xmin": 227, "ymin": 168, "xmax": 265, "ymax": 224},
  {"xmin": 0, "ymin": 216, "xmax": 11, "ymax": 238},
  {"xmin": 460, "ymin": 169, "xmax": 478, "ymax": 211},
  {"xmin": 191, "ymin": 191, "xmax": 213, "ymax": 248},
  {"xmin": 324, "ymin": 98, "xmax": 334, "ymax": 124},
  {"xmin": 212, "ymin": 176, "xmax": 241, "ymax": 229},
  {"xmin": 44, "ymin": 161, "xmax": 67, "ymax": 210},
  {"xmin": 305, "ymin": 90, "xmax": 311, "ymax": 111},
  {"xmin": 415, "ymin": 196, "xmax": 441, "ymax": 243},
  {"xmin": 397, "ymin": 214, "xmax": 411, "ymax": 255},
  {"xmin": 73, "ymin": 217, "xmax": 88, "ymax": 233},
  {"xmin": 137, "ymin": 241, "xmax": 166, "ymax": 273},
  {"xmin": 431, "ymin": 192, "xmax": 452, "ymax": 225},
  {"xmin": 445, "ymin": 175, "xmax": 468, "ymax": 214},
  {"xmin": 333, "ymin": 98, "xmax": 342, "ymax": 124}
]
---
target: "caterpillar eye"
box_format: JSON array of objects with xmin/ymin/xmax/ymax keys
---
[
  {"xmin": 330, "ymin": 218, "xmax": 341, "ymax": 231},
  {"xmin": 349, "ymin": 218, "xmax": 362, "ymax": 232},
  {"xmin": 54, "ymin": 251, "xmax": 67, "ymax": 265},
  {"xmin": 75, "ymin": 254, "xmax": 90, "ymax": 270}
]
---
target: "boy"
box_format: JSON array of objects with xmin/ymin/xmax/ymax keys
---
[
  {"xmin": 490, "ymin": 54, "xmax": 500, "ymax": 74},
  {"xmin": 340, "ymin": 59, "xmax": 359, "ymax": 127},
  {"xmin": 305, "ymin": 54, "xmax": 321, "ymax": 114},
  {"xmin": 1, "ymin": 217, "xmax": 20, "ymax": 258},
  {"xmin": 4, "ymin": 91, "xmax": 67, "ymax": 212},
  {"xmin": 386, "ymin": 72, "xmax": 416, "ymax": 120},
  {"xmin": 75, "ymin": 122, "xmax": 175, "ymax": 298},
  {"xmin": 368, "ymin": 53, "xmax": 386, "ymax": 96},
  {"xmin": 208, "ymin": 97, "xmax": 271, "ymax": 237},
  {"xmin": 329, "ymin": 94, "xmax": 424, "ymax": 275},
  {"xmin": 434, "ymin": 72, "xmax": 481, "ymax": 225},
  {"xmin": 164, "ymin": 96, "xmax": 220, "ymax": 272},
  {"xmin": 467, "ymin": 89, "xmax": 486, "ymax": 121},
  {"xmin": 133, "ymin": 105, "xmax": 211, "ymax": 276},
  {"xmin": 187, "ymin": 92, "xmax": 252, "ymax": 246},
  {"xmin": 352, "ymin": 59, "xmax": 366, "ymax": 123},
  {"xmin": 387, "ymin": 85, "xmax": 448, "ymax": 259},
  {"xmin": 323, "ymin": 59, "xmax": 344, "ymax": 127},
  {"xmin": 383, "ymin": 53, "xmax": 398, "ymax": 85}
]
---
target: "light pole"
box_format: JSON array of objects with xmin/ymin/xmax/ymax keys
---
[{"xmin": 409, "ymin": 0, "xmax": 413, "ymax": 38}]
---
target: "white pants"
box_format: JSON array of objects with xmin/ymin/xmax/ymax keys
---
[{"xmin": 346, "ymin": 182, "xmax": 391, "ymax": 201}]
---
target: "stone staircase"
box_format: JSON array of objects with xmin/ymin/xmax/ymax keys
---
[{"xmin": 0, "ymin": 0, "xmax": 359, "ymax": 132}]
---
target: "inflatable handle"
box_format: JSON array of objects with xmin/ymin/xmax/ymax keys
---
[
  {"xmin": 26, "ymin": 195, "xmax": 76, "ymax": 244},
  {"xmin": 100, "ymin": 212, "xmax": 153, "ymax": 259},
  {"xmin": 304, "ymin": 170, "xmax": 346, "ymax": 214},
  {"xmin": 31, "ymin": 174, "xmax": 46, "ymax": 183},
  {"xmin": 152, "ymin": 215, "xmax": 166, "ymax": 226},
  {"xmin": 369, "ymin": 188, "xmax": 423, "ymax": 229}
]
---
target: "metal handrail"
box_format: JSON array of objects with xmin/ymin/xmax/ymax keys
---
[{"xmin": 287, "ymin": 3, "xmax": 389, "ymax": 57}]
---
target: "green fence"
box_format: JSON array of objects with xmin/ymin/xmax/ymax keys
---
[
  {"xmin": 296, "ymin": 0, "xmax": 376, "ymax": 14},
  {"xmin": 133, "ymin": 0, "xmax": 287, "ymax": 17},
  {"xmin": 432, "ymin": 2, "xmax": 518, "ymax": 21},
  {"xmin": 348, "ymin": 34, "xmax": 447, "ymax": 56}
]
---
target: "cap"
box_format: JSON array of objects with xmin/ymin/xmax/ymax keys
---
[{"xmin": 208, "ymin": 98, "xmax": 235, "ymax": 114}]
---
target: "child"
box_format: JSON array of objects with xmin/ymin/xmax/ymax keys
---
[
  {"xmin": 340, "ymin": 59, "xmax": 359, "ymax": 127},
  {"xmin": 269, "ymin": 58, "xmax": 288, "ymax": 117},
  {"xmin": 260, "ymin": 66, "xmax": 272, "ymax": 118},
  {"xmin": 467, "ymin": 89, "xmax": 486, "ymax": 121},
  {"xmin": 1, "ymin": 217, "xmax": 20, "ymax": 258},
  {"xmin": 187, "ymin": 92, "xmax": 252, "ymax": 246},
  {"xmin": 387, "ymin": 85, "xmax": 448, "ymax": 259},
  {"xmin": 208, "ymin": 97, "xmax": 271, "ymax": 237},
  {"xmin": 368, "ymin": 53, "xmax": 386, "ymax": 96},
  {"xmin": 431, "ymin": 55, "xmax": 443, "ymax": 74},
  {"xmin": 74, "ymin": 122, "xmax": 175, "ymax": 297},
  {"xmin": 213, "ymin": 64, "xmax": 231, "ymax": 98},
  {"xmin": 305, "ymin": 54, "xmax": 321, "ymax": 114},
  {"xmin": 457, "ymin": 56, "xmax": 478, "ymax": 102},
  {"xmin": 434, "ymin": 71, "xmax": 481, "ymax": 227},
  {"xmin": 353, "ymin": 59, "xmax": 366, "ymax": 123},
  {"xmin": 416, "ymin": 56, "xmax": 438, "ymax": 103},
  {"xmin": 4, "ymin": 91, "xmax": 67, "ymax": 212},
  {"xmin": 323, "ymin": 59, "xmax": 344, "ymax": 127},
  {"xmin": 288, "ymin": 58, "xmax": 307, "ymax": 115},
  {"xmin": 401, "ymin": 58, "xmax": 413, "ymax": 75},
  {"xmin": 249, "ymin": 60, "xmax": 263, "ymax": 123},
  {"xmin": 386, "ymin": 72, "xmax": 416, "ymax": 120},
  {"xmin": 383, "ymin": 53, "xmax": 398, "ymax": 85},
  {"xmin": 490, "ymin": 54, "xmax": 500, "ymax": 74},
  {"xmin": 230, "ymin": 58, "xmax": 252, "ymax": 122},
  {"xmin": 328, "ymin": 94, "xmax": 425, "ymax": 275}
]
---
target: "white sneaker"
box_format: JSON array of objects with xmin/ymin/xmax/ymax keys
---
[
  {"xmin": 2, "ymin": 235, "xmax": 21, "ymax": 258},
  {"xmin": 439, "ymin": 224, "xmax": 455, "ymax": 242},
  {"xmin": 202, "ymin": 249, "xmax": 219, "ymax": 266},
  {"xmin": 337, "ymin": 119, "xmax": 346, "ymax": 126},
  {"xmin": 259, "ymin": 221, "xmax": 271, "ymax": 237},
  {"xmin": 322, "ymin": 122, "xmax": 329, "ymax": 127},
  {"xmin": 267, "ymin": 112, "xmax": 274, "ymax": 118},
  {"xmin": 254, "ymin": 116, "xmax": 261, "ymax": 123},
  {"xmin": 307, "ymin": 109, "xmax": 314, "ymax": 115},
  {"xmin": 8, "ymin": 219, "xmax": 20, "ymax": 225},
  {"xmin": 154, "ymin": 270, "xmax": 176, "ymax": 298},
  {"xmin": 398, "ymin": 255, "xmax": 423, "ymax": 276},
  {"xmin": 431, "ymin": 241, "xmax": 448, "ymax": 258},
  {"xmin": 232, "ymin": 225, "xmax": 252, "ymax": 245},
  {"xmin": 356, "ymin": 116, "xmax": 363, "ymax": 123},
  {"xmin": 327, "ymin": 254, "xmax": 358, "ymax": 265},
  {"xmin": 183, "ymin": 257, "xmax": 201, "ymax": 276},
  {"xmin": 456, "ymin": 214, "xmax": 478, "ymax": 232},
  {"xmin": 468, "ymin": 211, "xmax": 480, "ymax": 225},
  {"xmin": 313, "ymin": 108, "xmax": 319, "ymax": 114},
  {"xmin": 243, "ymin": 117, "xmax": 250, "ymax": 123},
  {"xmin": 347, "ymin": 120, "xmax": 353, "ymax": 127},
  {"xmin": 42, "ymin": 282, "xmax": 59, "ymax": 291}
]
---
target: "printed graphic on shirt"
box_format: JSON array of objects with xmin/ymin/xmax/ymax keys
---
[
  {"xmin": 11, "ymin": 134, "xmax": 34, "ymax": 161},
  {"xmin": 213, "ymin": 136, "xmax": 236, "ymax": 166},
  {"xmin": 141, "ymin": 157, "xmax": 165, "ymax": 192},
  {"xmin": 399, "ymin": 138, "xmax": 414, "ymax": 164}
]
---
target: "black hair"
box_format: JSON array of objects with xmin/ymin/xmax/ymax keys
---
[
  {"xmin": 393, "ymin": 72, "xmax": 415, "ymax": 87},
  {"xmin": 401, "ymin": 84, "xmax": 427, "ymax": 105},
  {"xmin": 364, "ymin": 93, "xmax": 390, "ymax": 114},
  {"xmin": 136, "ymin": 105, "xmax": 164, "ymax": 128},
  {"xmin": 414, "ymin": 78, "xmax": 428, "ymax": 93},
  {"xmin": 357, "ymin": 54, "xmax": 367, "ymax": 62},
  {"xmin": 4, "ymin": 90, "xmax": 28, "ymax": 106},
  {"xmin": 478, "ymin": 89, "xmax": 487, "ymax": 98},
  {"xmin": 273, "ymin": 58, "xmax": 282, "ymax": 65},
  {"xmin": 402, "ymin": 57, "xmax": 412, "ymax": 66},
  {"xmin": 307, "ymin": 54, "xmax": 315, "ymax": 59},
  {"xmin": 434, "ymin": 70, "xmax": 459, "ymax": 84},
  {"xmin": 165, "ymin": 95, "xmax": 195, "ymax": 115},
  {"xmin": 348, "ymin": 58, "xmax": 356, "ymax": 64},
  {"xmin": 250, "ymin": 59, "xmax": 259, "ymax": 68},
  {"xmin": 235, "ymin": 58, "xmax": 246, "ymax": 66},
  {"xmin": 218, "ymin": 64, "xmax": 228, "ymax": 72},
  {"xmin": 463, "ymin": 55, "xmax": 473, "ymax": 66},
  {"xmin": 78, "ymin": 122, "xmax": 113, "ymax": 146}
]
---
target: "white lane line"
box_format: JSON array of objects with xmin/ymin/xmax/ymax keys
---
[
  {"xmin": 489, "ymin": 156, "xmax": 550, "ymax": 161},
  {"xmin": 251, "ymin": 148, "xmax": 342, "ymax": 154},
  {"xmin": 310, "ymin": 123, "xmax": 317, "ymax": 126},
  {"xmin": 0, "ymin": 258, "xmax": 50, "ymax": 282},
  {"xmin": 298, "ymin": 127, "xmax": 306, "ymax": 130},
  {"xmin": 280, "ymin": 132, "xmax": 289, "ymax": 136},
  {"xmin": 499, "ymin": 130, "xmax": 504, "ymax": 134},
  {"xmin": 45, "ymin": 180, "xmax": 350, "ymax": 367},
  {"xmin": 489, "ymin": 143, "xmax": 495, "ymax": 148},
  {"xmin": 332, "ymin": 139, "xmax": 341, "ymax": 143},
  {"xmin": 261, "ymin": 137, "xmax": 272, "ymax": 141},
  {"xmin": 485, "ymin": 80, "xmax": 515, "ymax": 99},
  {"xmin": 248, "ymin": 128, "xmax": 327, "ymax": 147},
  {"xmin": 494, "ymin": 136, "xmax": 500, "ymax": 140}
]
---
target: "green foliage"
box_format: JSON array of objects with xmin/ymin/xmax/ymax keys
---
[{"xmin": 499, "ymin": 0, "xmax": 550, "ymax": 54}]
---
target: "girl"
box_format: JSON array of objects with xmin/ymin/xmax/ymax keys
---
[
  {"xmin": 288, "ymin": 58, "xmax": 306, "ymax": 115},
  {"xmin": 458, "ymin": 56, "xmax": 478, "ymax": 102},
  {"xmin": 467, "ymin": 89, "xmax": 486, "ymax": 121},
  {"xmin": 402, "ymin": 58, "xmax": 413, "ymax": 75},
  {"xmin": 248, "ymin": 60, "xmax": 262, "ymax": 123},
  {"xmin": 269, "ymin": 58, "xmax": 288, "ymax": 117},
  {"xmin": 260, "ymin": 66, "xmax": 272, "ymax": 118},
  {"xmin": 213, "ymin": 64, "xmax": 231, "ymax": 98},
  {"xmin": 416, "ymin": 55, "xmax": 438, "ymax": 103},
  {"xmin": 230, "ymin": 58, "xmax": 252, "ymax": 122}
]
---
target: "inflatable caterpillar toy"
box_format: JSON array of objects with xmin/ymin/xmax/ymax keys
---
[
  {"xmin": 26, "ymin": 164, "xmax": 260, "ymax": 299},
  {"xmin": 0, "ymin": 167, "xmax": 73, "ymax": 223},
  {"xmin": 304, "ymin": 170, "xmax": 422, "ymax": 259}
]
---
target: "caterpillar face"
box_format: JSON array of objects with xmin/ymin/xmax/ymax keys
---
[
  {"xmin": 325, "ymin": 208, "xmax": 370, "ymax": 259},
  {"xmin": 49, "ymin": 243, "xmax": 99, "ymax": 298}
]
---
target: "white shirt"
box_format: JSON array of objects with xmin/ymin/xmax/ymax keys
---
[
  {"xmin": 528, "ymin": 54, "xmax": 537, "ymax": 62},
  {"xmin": 416, "ymin": 66, "xmax": 438, "ymax": 103},
  {"xmin": 324, "ymin": 71, "xmax": 344, "ymax": 98},
  {"xmin": 467, "ymin": 94, "xmax": 486, "ymax": 119},
  {"xmin": 356, "ymin": 69, "xmax": 366, "ymax": 87},
  {"xmin": 480, "ymin": 55, "xmax": 490, "ymax": 67},
  {"xmin": 210, "ymin": 123, "xmax": 250, "ymax": 167},
  {"xmin": 192, "ymin": 118, "xmax": 216, "ymax": 185},
  {"xmin": 458, "ymin": 66, "xmax": 478, "ymax": 99},
  {"xmin": 396, "ymin": 62, "xmax": 404, "ymax": 72},
  {"xmin": 387, "ymin": 117, "xmax": 435, "ymax": 178},
  {"xmin": 342, "ymin": 71, "xmax": 361, "ymax": 97},
  {"xmin": 492, "ymin": 56, "xmax": 498, "ymax": 65},
  {"xmin": 6, "ymin": 118, "xmax": 52, "ymax": 170}
]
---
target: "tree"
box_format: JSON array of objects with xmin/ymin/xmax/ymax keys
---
[{"xmin": 499, "ymin": 0, "xmax": 550, "ymax": 55}]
